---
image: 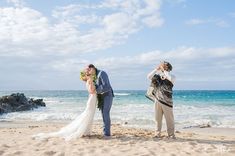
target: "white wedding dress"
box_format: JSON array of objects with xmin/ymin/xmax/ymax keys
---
[{"xmin": 33, "ymin": 82, "xmax": 97, "ymax": 141}]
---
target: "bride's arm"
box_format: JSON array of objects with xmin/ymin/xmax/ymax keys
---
[{"xmin": 88, "ymin": 79, "xmax": 96, "ymax": 94}]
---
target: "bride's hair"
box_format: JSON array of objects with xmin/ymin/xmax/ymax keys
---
[
  {"xmin": 80, "ymin": 69, "xmax": 89, "ymax": 82},
  {"xmin": 81, "ymin": 77, "xmax": 88, "ymax": 82}
]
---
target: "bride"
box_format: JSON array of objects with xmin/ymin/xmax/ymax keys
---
[{"xmin": 33, "ymin": 70, "xmax": 97, "ymax": 141}]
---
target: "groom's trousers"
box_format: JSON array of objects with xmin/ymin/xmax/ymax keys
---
[
  {"xmin": 101, "ymin": 92, "xmax": 113, "ymax": 136},
  {"xmin": 155, "ymin": 102, "xmax": 175, "ymax": 136}
]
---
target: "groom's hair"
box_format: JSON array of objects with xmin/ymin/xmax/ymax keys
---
[
  {"xmin": 88, "ymin": 64, "xmax": 98, "ymax": 74},
  {"xmin": 88, "ymin": 64, "xmax": 96, "ymax": 69}
]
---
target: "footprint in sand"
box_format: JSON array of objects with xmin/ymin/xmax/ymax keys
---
[
  {"xmin": 34, "ymin": 141, "xmax": 47, "ymax": 147},
  {"xmin": 28, "ymin": 126, "xmax": 39, "ymax": 129},
  {"xmin": 210, "ymin": 145, "xmax": 217, "ymax": 149},
  {"xmin": 44, "ymin": 151, "xmax": 57, "ymax": 155},
  {"xmin": 88, "ymin": 149, "xmax": 95, "ymax": 153},
  {"xmin": 120, "ymin": 149, "xmax": 129, "ymax": 152},
  {"xmin": 229, "ymin": 149, "xmax": 235, "ymax": 153},
  {"xmin": 2, "ymin": 144, "xmax": 10, "ymax": 148},
  {"xmin": 52, "ymin": 141, "xmax": 57, "ymax": 145},
  {"xmin": 102, "ymin": 148, "xmax": 110, "ymax": 153},
  {"xmin": 162, "ymin": 147, "xmax": 166, "ymax": 152},
  {"xmin": 13, "ymin": 151, "xmax": 22, "ymax": 155},
  {"xmin": 55, "ymin": 152, "xmax": 65, "ymax": 156},
  {"xmin": 189, "ymin": 141, "xmax": 197, "ymax": 146}
]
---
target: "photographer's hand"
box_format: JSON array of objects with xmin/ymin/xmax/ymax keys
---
[
  {"xmin": 156, "ymin": 65, "xmax": 160, "ymax": 71},
  {"xmin": 156, "ymin": 63, "xmax": 164, "ymax": 72}
]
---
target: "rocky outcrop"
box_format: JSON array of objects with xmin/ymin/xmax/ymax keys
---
[{"xmin": 0, "ymin": 93, "xmax": 46, "ymax": 114}]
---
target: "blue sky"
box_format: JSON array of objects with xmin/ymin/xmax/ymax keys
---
[{"xmin": 0, "ymin": 0, "xmax": 235, "ymax": 90}]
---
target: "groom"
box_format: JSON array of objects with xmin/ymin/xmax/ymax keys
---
[{"xmin": 87, "ymin": 64, "xmax": 114, "ymax": 138}]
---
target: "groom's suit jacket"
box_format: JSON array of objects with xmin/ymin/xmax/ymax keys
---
[{"xmin": 95, "ymin": 70, "xmax": 114, "ymax": 96}]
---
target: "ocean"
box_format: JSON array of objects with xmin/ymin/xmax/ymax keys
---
[{"xmin": 0, "ymin": 90, "xmax": 235, "ymax": 129}]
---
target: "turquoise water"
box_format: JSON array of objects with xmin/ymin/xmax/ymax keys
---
[{"xmin": 0, "ymin": 90, "xmax": 235, "ymax": 129}]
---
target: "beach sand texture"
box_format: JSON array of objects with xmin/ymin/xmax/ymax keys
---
[{"xmin": 0, "ymin": 121, "xmax": 234, "ymax": 156}]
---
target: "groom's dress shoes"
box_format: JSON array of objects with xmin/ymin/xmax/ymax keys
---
[{"xmin": 103, "ymin": 135, "xmax": 112, "ymax": 140}]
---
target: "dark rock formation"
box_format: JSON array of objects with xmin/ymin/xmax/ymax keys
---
[{"xmin": 0, "ymin": 93, "xmax": 46, "ymax": 114}]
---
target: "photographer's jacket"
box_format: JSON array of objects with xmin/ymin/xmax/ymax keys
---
[{"xmin": 147, "ymin": 69, "xmax": 175, "ymax": 108}]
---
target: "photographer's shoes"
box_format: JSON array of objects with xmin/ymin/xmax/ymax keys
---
[
  {"xmin": 167, "ymin": 134, "xmax": 176, "ymax": 140},
  {"xmin": 154, "ymin": 132, "xmax": 162, "ymax": 138}
]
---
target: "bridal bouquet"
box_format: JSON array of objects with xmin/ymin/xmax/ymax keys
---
[
  {"xmin": 80, "ymin": 71, "xmax": 86, "ymax": 80},
  {"xmin": 97, "ymin": 94, "xmax": 104, "ymax": 111},
  {"xmin": 80, "ymin": 70, "xmax": 103, "ymax": 110},
  {"xmin": 80, "ymin": 71, "xmax": 97, "ymax": 82}
]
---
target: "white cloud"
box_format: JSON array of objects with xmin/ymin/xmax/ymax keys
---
[
  {"xmin": 51, "ymin": 59, "xmax": 90, "ymax": 73},
  {"xmin": 1, "ymin": 44, "xmax": 235, "ymax": 89},
  {"xmin": 0, "ymin": 7, "xmax": 48, "ymax": 41},
  {"xmin": 103, "ymin": 12, "xmax": 137, "ymax": 34},
  {"xmin": 207, "ymin": 47, "xmax": 235, "ymax": 57},
  {"xmin": 142, "ymin": 14, "xmax": 164, "ymax": 27},
  {"xmin": 94, "ymin": 47, "xmax": 235, "ymax": 84},
  {"xmin": 135, "ymin": 0, "xmax": 161, "ymax": 16},
  {"xmin": 0, "ymin": 0, "xmax": 164, "ymax": 57},
  {"xmin": 51, "ymin": 46, "xmax": 235, "ymax": 74},
  {"xmin": 44, "ymin": 46, "xmax": 235, "ymax": 89},
  {"xmin": 1, "ymin": 0, "xmax": 234, "ymax": 90},
  {"xmin": 7, "ymin": 0, "xmax": 25, "ymax": 7},
  {"xmin": 186, "ymin": 18, "xmax": 230, "ymax": 28}
]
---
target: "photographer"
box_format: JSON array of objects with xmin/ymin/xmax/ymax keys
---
[{"xmin": 147, "ymin": 61, "xmax": 176, "ymax": 139}]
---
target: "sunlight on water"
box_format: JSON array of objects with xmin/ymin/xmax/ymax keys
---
[{"xmin": 0, "ymin": 90, "xmax": 235, "ymax": 129}]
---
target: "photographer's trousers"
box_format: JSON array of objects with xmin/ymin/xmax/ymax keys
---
[{"xmin": 155, "ymin": 102, "xmax": 175, "ymax": 136}]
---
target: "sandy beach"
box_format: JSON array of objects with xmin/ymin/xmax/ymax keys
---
[{"xmin": 0, "ymin": 120, "xmax": 234, "ymax": 156}]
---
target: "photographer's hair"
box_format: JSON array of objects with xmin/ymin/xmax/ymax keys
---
[{"xmin": 164, "ymin": 61, "xmax": 173, "ymax": 71}]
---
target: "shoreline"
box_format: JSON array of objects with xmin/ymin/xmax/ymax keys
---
[
  {"xmin": 1, "ymin": 119, "xmax": 235, "ymax": 136},
  {"xmin": 0, "ymin": 120, "xmax": 234, "ymax": 156}
]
